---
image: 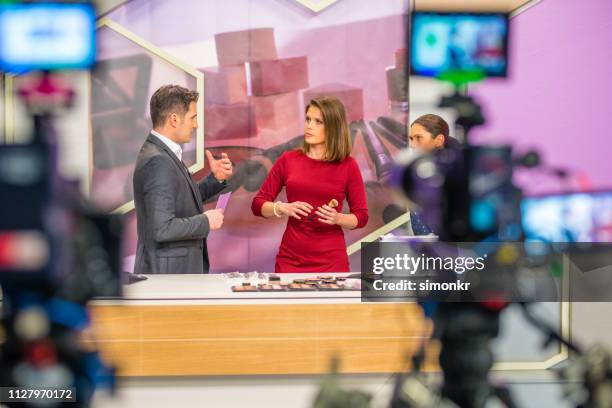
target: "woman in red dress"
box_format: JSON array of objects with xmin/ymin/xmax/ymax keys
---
[{"xmin": 251, "ymin": 96, "xmax": 368, "ymax": 272}]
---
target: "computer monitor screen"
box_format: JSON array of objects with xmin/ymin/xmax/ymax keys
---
[
  {"xmin": 521, "ymin": 191, "xmax": 612, "ymax": 242},
  {"xmin": 410, "ymin": 11, "xmax": 509, "ymax": 78},
  {"xmin": 0, "ymin": 3, "xmax": 96, "ymax": 72}
]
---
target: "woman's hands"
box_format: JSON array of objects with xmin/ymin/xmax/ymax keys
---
[
  {"xmin": 276, "ymin": 201, "xmax": 313, "ymax": 219},
  {"xmin": 274, "ymin": 199, "xmax": 355, "ymax": 228},
  {"xmin": 315, "ymin": 204, "xmax": 341, "ymax": 225}
]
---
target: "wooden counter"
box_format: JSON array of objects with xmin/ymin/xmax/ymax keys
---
[{"xmin": 88, "ymin": 274, "xmax": 437, "ymax": 376}]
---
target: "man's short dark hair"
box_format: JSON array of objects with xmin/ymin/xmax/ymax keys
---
[{"xmin": 149, "ymin": 85, "xmax": 199, "ymax": 128}]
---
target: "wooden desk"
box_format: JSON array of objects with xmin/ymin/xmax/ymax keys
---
[{"xmin": 89, "ymin": 274, "xmax": 437, "ymax": 376}]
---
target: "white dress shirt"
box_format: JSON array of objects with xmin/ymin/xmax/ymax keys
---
[{"xmin": 151, "ymin": 129, "xmax": 182, "ymax": 161}]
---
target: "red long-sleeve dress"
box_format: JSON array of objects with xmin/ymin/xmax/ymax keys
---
[{"xmin": 251, "ymin": 150, "xmax": 368, "ymax": 272}]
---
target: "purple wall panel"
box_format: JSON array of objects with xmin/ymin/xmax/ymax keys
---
[{"xmin": 469, "ymin": 0, "xmax": 612, "ymax": 194}]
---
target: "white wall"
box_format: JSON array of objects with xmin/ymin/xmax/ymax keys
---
[
  {"xmin": 408, "ymin": 76, "xmax": 457, "ymax": 137},
  {"xmin": 93, "ymin": 372, "xmax": 569, "ymax": 408}
]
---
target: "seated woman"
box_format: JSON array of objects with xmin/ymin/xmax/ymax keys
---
[
  {"xmin": 408, "ymin": 113, "xmax": 460, "ymax": 235},
  {"xmin": 251, "ymin": 96, "xmax": 368, "ymax": 272}
]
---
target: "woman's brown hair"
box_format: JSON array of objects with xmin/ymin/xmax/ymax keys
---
[
  {"xmin": 410, "ymin": 114, "xmax": 450, "ymax": 146},
  {"xmin": 301, "ymin": 96, "xmax": 352, "ymax": 162}
]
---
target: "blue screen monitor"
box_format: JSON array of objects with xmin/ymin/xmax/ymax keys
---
[
  {"xmin": 521, "ymin": 191, "xmax": 612, "ymax": 243},
  {"xmin": 0, "ymin": 3, "xmax": 96, "ymax": 73},
  {"xmin": 410, "ymin": 11, "xmax": 509, "ymax": 78}
]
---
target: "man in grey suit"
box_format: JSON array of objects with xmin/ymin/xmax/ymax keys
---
[{"xmin": 133, "ymin": 84, "xmax": 232, "ymax": 274}]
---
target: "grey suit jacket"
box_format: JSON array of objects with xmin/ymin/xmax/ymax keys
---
[{"xmin": 132, "ymin": 134, "xmax": 226, "ymax": 274}]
